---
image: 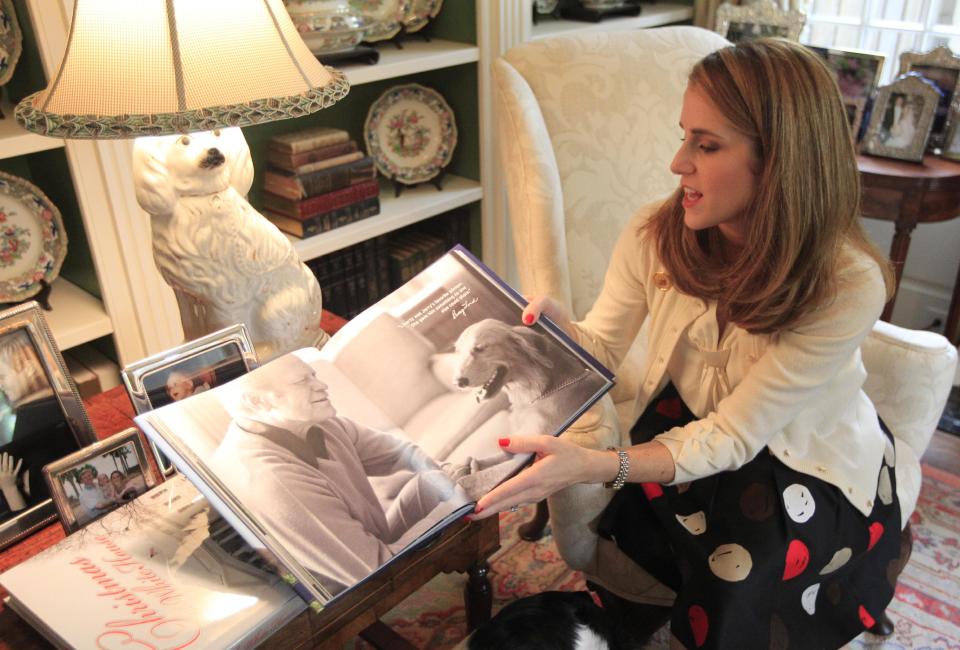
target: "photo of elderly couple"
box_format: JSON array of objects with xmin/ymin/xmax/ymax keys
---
[{"xmin": 136, "ymin": 247, "xmax": 613, "ymax": 606}]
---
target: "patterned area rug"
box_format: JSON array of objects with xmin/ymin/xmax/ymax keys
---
[{"xmin": 346, "ymin": 464, "xmax": 960, "ymax": 649}]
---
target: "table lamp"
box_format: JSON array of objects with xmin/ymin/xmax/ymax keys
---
[{"xmin": 14, "ymin": 0, "xmax": 350, "ymax": 361}]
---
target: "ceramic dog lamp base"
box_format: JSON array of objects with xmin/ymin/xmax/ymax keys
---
[{"xmin": 132, "ymin": 128, "xmax": 329, "ymax": 362}]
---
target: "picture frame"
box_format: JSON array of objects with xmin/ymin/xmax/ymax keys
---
[
  {"xmin": 861, "ymin": 74, "xmax": 941, "ymax": 163},
  {"xmin": 122, "ymin": 324, "xmax": 258, "ymax": 475},
  {"xmin": 715, "ymin": 0, "xmax": 806, "ymax": 43},
  {"xmin": 809, "ymin": 46, "xmax": 885, "ymax": 109},
  {"xmin": 941, "ymin": 96, "xmax": 960, "ymax": 161},
  {"xmin": 844, "ymin": 97, "xmax": 867, "ymax": 142},
  {"xmin": 42, "ymin": 427, "xmax": 157, "ymax": 533},
  {"xmin": 898, "ymin": 46, "xmax": 960, "ymax": 150},
  {"xmin": 0, "ymin": 301, "xmax": 96, "ymax": 549}
]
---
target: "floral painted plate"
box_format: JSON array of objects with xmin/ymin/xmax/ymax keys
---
[
  {"xmin": 0, "ymin": 0, "xmax": 23, "ymax": 87},
  {"xmin": 364, "ymin": 83, "xmax": 457, "ymax": 185},
  {"xmin": 402, "ymin": 0, "xmax": 443, "ymax": 34},
  {"xmin": 350, "ymin": 0, "xmax": 408, "ymax": 42},
  {"xmin": 0, "ymin": 172, "xmax": 67, "ymax": 303}
]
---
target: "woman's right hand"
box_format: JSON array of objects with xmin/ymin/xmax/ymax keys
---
[{"xmin": 522, "ymin": 296, "xmax": 574, "ymax": 337}]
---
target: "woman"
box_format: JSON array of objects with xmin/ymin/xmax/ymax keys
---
[
  {"xmin": 110, "ymin": 470, "xmax": 142, "ymax": 503},
  {"xmin": 474, "ymin": 38, "xmax": 900, "ymax": 649}
]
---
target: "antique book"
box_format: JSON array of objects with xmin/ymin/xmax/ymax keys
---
[
  {"xmin": 134, "ymin": 246, "xmax": 614, "ymax": 611},
  {"xmin": 262, "ymin": 179, "xmax": 380, "ymax": 220},
  {"xmin": 263, "ymin": 156, "xmax": 377, "ymax": 201},
  {"xmin": 0, "ymin": 475, "xmax": 305, "ymax": 649},
  {"xmin": 269, "ymin": 126, "xmax": 350, "ymax": 154},
  {"xmin": 264, "ymin": 196, "xmax": 381, "ymax": 238},
  {"xmin": 266, "ymin": 140, "xmax": 359, "ymax": 172}
]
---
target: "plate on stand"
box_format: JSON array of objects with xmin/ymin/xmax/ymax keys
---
[
  {"xmin": 350, "ymin": 0, "xmax": 408, "ymax": 42},
  {"xmin": 364, "ymin": 83, "xmax": 457, "ymax": 185},
  {"xmin": 0, "ymin": 172, "xmax": 68, "ymax": 304},
  {"xmin": 402, "ymin": 0, "xmax": 443, "ymax": 34},
  {"xmin": 0, "ymin": 0, "xmax": 23, "ymax": 88}
]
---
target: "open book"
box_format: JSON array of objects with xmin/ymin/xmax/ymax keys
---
[{"xmin": 135, "ymin": 246, "xmax": 613, "ymax": 610}]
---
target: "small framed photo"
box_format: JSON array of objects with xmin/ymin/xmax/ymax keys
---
[
  {"xmin": 122, "ymin": 324, "xmax": 258, "ymax": 475},
  {"xmin": 715, "ymin": 0, "xmax": 806, "ymax": 43},
  {"xmin": 861, "ymin": 74, "xmax": 940, "ymax": 162},
  {"xmin": 810, "ymin": 46, "xmax": 885, "ymax": 108},
  {"xmin": 0, "ymin": 301, "xmax": 97, "ymax": 549},
  {"xmin": 899, "ymin": 46, "xmax": 960, "ymax": 149},
  {"xmin": 941, "ymin": 96, "xmax": 960, "ymax": 161},
  {"xmin": 42, "ymin": 428, "xmax": 157, "ymax": 533}
]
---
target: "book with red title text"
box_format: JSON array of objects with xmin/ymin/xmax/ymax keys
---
[{"xmin": 0, "ymin": 474, "xmax": 305, "ymax": 649}]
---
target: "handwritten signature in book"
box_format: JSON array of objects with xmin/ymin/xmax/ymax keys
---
[{"xmin": 452, "ymin": 297, "xmax": 479, "ymax": 320}]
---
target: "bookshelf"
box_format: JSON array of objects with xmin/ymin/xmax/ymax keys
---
[{"xmin": 2, "ymin": 0, "xmax": 696, "ymax": 366}]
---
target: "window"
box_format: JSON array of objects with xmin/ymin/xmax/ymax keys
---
[{"xmin": 802, "ymin": 0, "xmax": 960, "ymax": 82}]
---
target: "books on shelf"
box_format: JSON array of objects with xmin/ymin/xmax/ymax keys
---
[
  {"xmin": 266, "ymin": 140, "xmax": 359, "ymax": 172},
  {"xmin": 263, "ymin": 179, "xmax": 380, "ymax": 220},
  {"xmin": 265, "ymin": 196, "xmax": 381, "ymax": 238},
  {"xmin": 263, "ymin": 156, "xmax": 377, "ymax": 201},
  {"xmin": 133, "ymin": 246, "xmax": 614, "ymax": 610},
  {"xmin": 269, "ymin": 126, "xmax": 350, "ymax": 155},
  {"xmin": 309, "ymin": 236, "xmax": 391, "ymax": 320},
  {"xmin": 0, "ymin": 474, "xmax": 305, "ymax": 649}
]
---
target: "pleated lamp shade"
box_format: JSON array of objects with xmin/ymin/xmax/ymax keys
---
[{"xmin": 15, "ymin": 0, "xmax": 350, "ymax": 138}]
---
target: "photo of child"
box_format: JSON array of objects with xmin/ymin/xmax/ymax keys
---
[{"xmin": 142, "ymin": 343, "xmax": 247, "ymax": 410}]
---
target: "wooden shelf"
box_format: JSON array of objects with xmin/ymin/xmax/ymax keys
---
[
  {"xmin": 530, "ymin": 3, "xmax": 694, "ymax": 40},
  {"xmin": 290, "ymin": 174, "xmax": 482, "ymax": 261},
  {"xmin": 0, "ymin": 100, "xmax": 65, "ymax": 160},
  {"xmin": 44, "ymin": 278, "xmax": 114, "ymax": 351},
  {"xmin": 340, "ymin": 39, "xmax": 479, "ymax": 86}
]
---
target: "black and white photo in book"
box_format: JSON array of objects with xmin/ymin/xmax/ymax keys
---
[{"xmin": 135, "ymin": 246, "xmax": 613, "ymax": 608}]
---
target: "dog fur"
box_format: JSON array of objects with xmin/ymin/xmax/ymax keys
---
[
  {"xmin": 451, "ymin": 318, "xmax": 596, "ymax": 437},
  {"xmin": 463, "ymin": 591, "xmax": 616, "ymax": 650},
  {"xmin": 133, "ymin": 128, "xmax": 326, "ymax": 361}
]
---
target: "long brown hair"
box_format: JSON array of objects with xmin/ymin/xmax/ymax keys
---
[{"xmin": 646, "ymin": 38, "xmax": 893, "ymax": 333}]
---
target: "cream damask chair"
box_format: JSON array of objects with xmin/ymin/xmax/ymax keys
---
[{"xmin": 493, "ymin": 25, "xmax": 958, "ymax": 609}]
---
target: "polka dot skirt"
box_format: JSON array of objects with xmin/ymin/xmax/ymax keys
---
[{"xmin": 598, "ymin": 383, "xmax": 903, "ymax": 650}]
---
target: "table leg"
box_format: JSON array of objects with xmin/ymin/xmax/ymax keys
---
[
  {"xmin": 882, "ymin": 202, "xmax": 921, "ymax": 322},
  {"xmin": 945, "ymin": 256, "xmax": 960, "ymax": 345},
  {"xmin": 464, "ymin": 559, "xmax": 493, "ymax": 632}
]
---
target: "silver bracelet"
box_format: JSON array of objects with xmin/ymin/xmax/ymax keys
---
[{"xmin": 603, "ymin": 447, "xmax": 629, "ymax": 490}]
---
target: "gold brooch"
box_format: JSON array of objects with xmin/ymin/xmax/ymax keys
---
[{"xmin": 653, "ymin": 271, "xmax": 671, "ymax": 291}]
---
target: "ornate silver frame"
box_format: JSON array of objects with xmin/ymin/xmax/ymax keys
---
[
  {"xmin": 42, "ymin": 427, "xmax": 157, "ymax": 533},
  {"xmin": 898, "ymin": 46, "xmax": 960, "ymax": 149},
  {"xmin": 715, "ymin": 0, "xmax": 806, "ymax": 42},
  {"xmin": 121, "ymin": 324, "xmax": 258, "ymax": 475},
  {"xmin": 861, "ymin": 74, "xmax": 940, "ymax": 163},
  {"xmin": 0, "ymin": 301, "xmax": 96, "ymax": 549}
]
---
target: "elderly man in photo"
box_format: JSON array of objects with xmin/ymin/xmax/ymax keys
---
[{"xmin": 210, "ymin": 354, "xmax": 471, "ymax": 597}]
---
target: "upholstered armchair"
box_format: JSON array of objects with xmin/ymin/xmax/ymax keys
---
[{"xmin": 492, "ymin": 25, "xmax": 958, "ymax": 606}]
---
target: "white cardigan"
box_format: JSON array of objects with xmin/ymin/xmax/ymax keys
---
[{"xmin": 570, "ymin": 205, "xmax": 888, "ymax": 516}]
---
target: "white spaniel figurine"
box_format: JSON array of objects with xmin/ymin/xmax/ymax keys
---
[{"xmin": 133, "ymin": 128, "xmax": 328, "ymax": 361}]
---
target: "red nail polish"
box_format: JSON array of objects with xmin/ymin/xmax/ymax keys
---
[
  {"xmin": 522, "ymin": 313, "xmax": 534, "ymax": 325},
  {"xmin": 474, "ymin": 506, "xmax": 483, "ymax": 514},
  {"xmin": 498, "ymin": 438, "xmax": 510, "ymax": 447}
]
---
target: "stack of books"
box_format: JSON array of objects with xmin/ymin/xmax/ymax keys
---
[{"xmin": 262, "ymin": 127, "xmax": 381, "ymax": 238}]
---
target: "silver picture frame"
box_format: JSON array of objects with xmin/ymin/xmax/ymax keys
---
[
  {"xmin": 122, "ymin": 324, "xmax": 258, "ymax": 475},
  {"xmin": 0, "ymin": 301, "xmax": 96, "ymax": 549},
  {"xmin": 941, "ymin": 95, "xmax": 960, "ymax": 161},
  {"xmin": 898, "ymin": 45, "xmax": 960, "ymax": 150},
  {"xmin": 42, "ymin": 427, "xmax": 158, "ymax": 533},
  {"xmin": 861, "ymin": 74, "xmax": 941, "ymax": 163},
  {"xmin": 715, "ymin": 0, "xmax": 806, "ymax": 43}
]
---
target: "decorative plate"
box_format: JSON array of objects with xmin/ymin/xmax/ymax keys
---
[
  {"xmin": 349, "ymin": 0, "xmax": 408, "ymax": 42},
  {"xmin": 0, "ymin": 0, "xmax": 23, "ymax": 86},
  {"xmin": 402, "ymin": 0, "xmax": 443, "ymax": 33},
  {"xmin": 364, "ymin": 83, "xmax": 457, "ymax": 185},
  {"xmin": 0, "ymin": 171, "xmax": 67, "ymax": 303},
  {"xmin": 535, "ymin": 0, "xmax": 560, "ymax": 14}
]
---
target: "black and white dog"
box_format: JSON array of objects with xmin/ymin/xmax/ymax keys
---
[{"xmin": 463, "ymin": 591, "xmax": 619, "ymax": 650}]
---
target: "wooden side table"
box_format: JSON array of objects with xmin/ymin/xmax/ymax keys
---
[{"xmin": 857, "ymin": 154, "xmax": 960, "ymax": 344}]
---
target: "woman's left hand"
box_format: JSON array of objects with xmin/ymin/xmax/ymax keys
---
[{"xmin": 470, "ymin": 436, "xmax": 614, "ymax": 519}]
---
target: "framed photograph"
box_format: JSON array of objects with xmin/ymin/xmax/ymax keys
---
[
  {"xmin": 122, "ymin": 324, "xmax": 258, "ymax": 475},
  {"xmin": 42, "ymin": 428, "xmax": 157, "ymax": 533},
  {"xmin": 899, "ymin": 46, "xmax": 960, "ymax": 149},
  {"xmin": 715, "ymin": 0, "xmax": 806, "ymax": 43},
  {"xmin": 941, "ymin": 96, "xmax": 960, "ymax": 161},
  {"xmin": 861, "ymin": 74, "xmax": 941, "ymax": 162},
  {"xmin": 0, "ymin": 301, "xmax": 96, "ymax": 549},
  {"xmin": 810, "ymin": 46, "xmax": 885, "ymax": 108},
  {"xmin": 844, "ymin": 97, "xmax": 867, "ymax": 142}
]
